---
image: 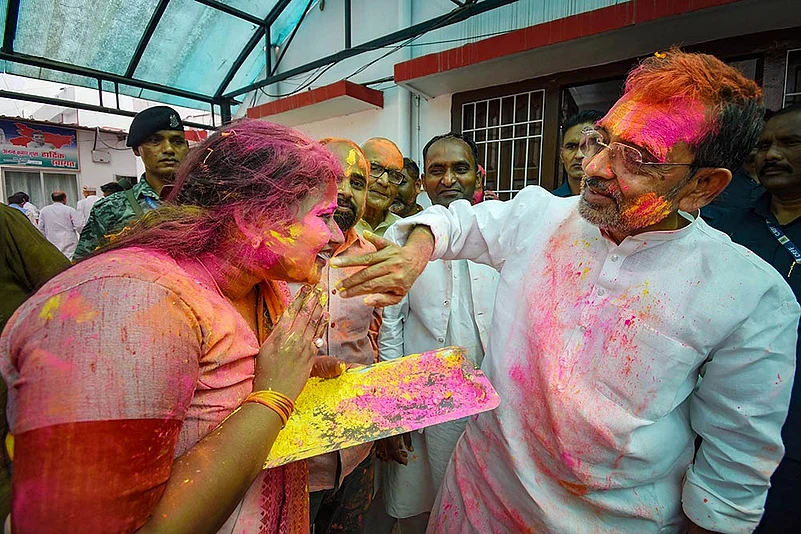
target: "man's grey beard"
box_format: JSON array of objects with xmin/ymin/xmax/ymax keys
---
[{"xmin": 577, "ymin": 174, "xmax": 689, "ymax": 233}]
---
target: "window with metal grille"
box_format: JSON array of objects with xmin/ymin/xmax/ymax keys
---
[
  {"xmin": 785, "ymin": 48, "xmax": 801, "ymax": 107},
  {"xmin": 461, "ymin": 90, "xmax": 545, "ymax": 201}
]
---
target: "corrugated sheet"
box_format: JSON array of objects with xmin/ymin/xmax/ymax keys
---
[{"xmin": 410, "ymin": 0, "xmax": 631, "ymax": 58}]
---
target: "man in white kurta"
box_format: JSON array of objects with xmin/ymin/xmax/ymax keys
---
[
  {"xmin": 76, "ymin": 186, "xmax": 99, "ymax": 223},
  {"xmin": 333, "ymin": 51, "xmax": 799, "ymax": 533},
  {"xmin": 379, "ymin": 134, "xmax": 499, "ymax": 528},
  {"xmin": 37, "ymin": 191, "xmax": 83, "ymax": 260}
]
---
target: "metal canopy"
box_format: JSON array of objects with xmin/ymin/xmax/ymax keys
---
[{"xmin": 0, "ymin": 0, "xmax": 518, "ymax": 126}]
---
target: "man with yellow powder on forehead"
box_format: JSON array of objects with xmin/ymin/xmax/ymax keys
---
[
  {"xmin": 292, "ymin": 138, "xmax": 383, "ymax": 533},
  {"xmin": 332, "ymin": 50, "xmax": 799, "ymax": 533}
]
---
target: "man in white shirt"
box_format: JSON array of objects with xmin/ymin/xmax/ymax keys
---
[
  {"xmin": 76, "ymin": 186, "xmax": 99, "ymax": 223},
  {"xmin": 38, "ymin": 190, "xmax": 83, "ymax": 260},
  {"xmin": 379, "ymin": 133, "xmax": 499, "ymax": 532},
  {"xmin": 333, "ymin": 50, "xmax": 799, "ymax": 533}
]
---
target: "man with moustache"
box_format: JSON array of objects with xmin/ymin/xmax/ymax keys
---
[
  {"xmin": 303, "ymin": 138, "xmax": 383, "ymax": 533},
  {"xmin": 356, "ymin": 137, "xmax": 404, "ymax": 237},
  {"xmin": 715, "ymin": 103, "xmax": 801, "ymax": 533},
  {"xmin": 378, "ymin": 133, "xmax": 499, "ymax": 532},
  {"xmin": 553, "ymin": 110, "xmax": 605, "ymax": 197},
  {"xmin": 333, "ymin": 51, "xmax": 798, "ymax": 533},
  {"xmin": 74, "ymin": 106, "xmax": 188, "ymax": 260},
  {"xmin": 391, "ymin": 158, "xmax": 424, "ymax": 217}
]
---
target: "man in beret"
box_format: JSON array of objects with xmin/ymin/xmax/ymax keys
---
[{"xmin": 73, "ymin": 106, "xmax": 188, "ymax": 260}]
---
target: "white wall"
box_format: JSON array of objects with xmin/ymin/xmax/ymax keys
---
[
  {"xmin": 293, "ymin": 88, "xmax": 452, "ymax": 165},
  {"xmin": 244, "ymin": 0, "xmax": 624, "ymax": 167},
  {"xmin": 75, "ymin": 129, "xmax": 138, "ymax": 190}
]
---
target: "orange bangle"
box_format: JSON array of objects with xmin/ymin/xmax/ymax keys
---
[{"xmin": 244, "ymin": 390, "xmax": 295, "ymax": 427}]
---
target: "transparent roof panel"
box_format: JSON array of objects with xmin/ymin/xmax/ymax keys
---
[
  {"xmin": 132, "ymin": 0, "xmax": 260, "ymax": 95},
  {"xmin": 13, "ymin": 0, "xmax": 161, "ymax": 75},
  {"xmin": 271, "ymin": 0, "xmax": 309, "ymax": 45},
  {"xmin": 0, "ymin": 0, "xmax": 332, "ymax": 109},
  {"xmin": 225, "ymin": 0, "xmax": 285, "ymax": 19},
  {"xmin": 223, "ymin": 36, "xmax": 269, "ymax": 97}
]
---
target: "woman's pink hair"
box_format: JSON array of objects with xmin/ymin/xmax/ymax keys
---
[{"xmin": 101, "ymin": 119, "xmax": 340, "ymax": 259}]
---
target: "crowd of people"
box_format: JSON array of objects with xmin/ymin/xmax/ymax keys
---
[{"xmin": 0, "ymin": 48, "xmax": 799, "ymax": 534}]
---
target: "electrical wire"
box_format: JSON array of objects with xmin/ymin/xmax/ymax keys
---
[
  {"xmin": 256, "ymin": 2, "xmax": 480, "ymax": 100},
  {"xmin": 93, "ymin": 127, "xmax": 129, "ymax": 151},
  {"xmin": 343, "ymin": 7, "xmax": 469, "ymax": 81},
  {"xmin": 389, "ymin": 28, "xmax": 514, "ymax": 47}
]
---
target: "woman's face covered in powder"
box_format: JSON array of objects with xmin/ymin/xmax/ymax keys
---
[
  {"xmin": 578, "ymin": 94, "xmax": 708, "ymax": 235},
  {"xmin": 242, "ymin": 180, "xmax": 344, "ymax": 285}
]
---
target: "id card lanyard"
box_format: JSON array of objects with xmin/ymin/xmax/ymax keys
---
[{"xmin": 765, "ymin": 219, "xmax": 801, "ymax": 278}]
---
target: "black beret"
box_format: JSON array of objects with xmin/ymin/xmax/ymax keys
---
[{"xmin": 126, "ymin": 106, "xmax": 184, "ymax": 148}]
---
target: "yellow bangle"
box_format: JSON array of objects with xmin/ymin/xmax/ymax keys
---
[{"xmin": 244, "ymin": 390, "xmax": 295, "ymax": 427}]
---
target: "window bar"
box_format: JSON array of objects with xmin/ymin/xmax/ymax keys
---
[
  {"xmin": 523, "ymin": 92, "xmax": 531, "ymax": 191},
  {"xmin": 783, "ymin": 49, "xmax": 797, "ymax": 107},
  {"xmin": 510, "ymin": 95, "xmax": 516, "ymax": 195},
  {"xmin": 538, "ymin": 90, "xmax": 545, "ymax": 185},
  {"xmin": 496, "ymin": 101, "xmax": 502, "ymax": 195}
]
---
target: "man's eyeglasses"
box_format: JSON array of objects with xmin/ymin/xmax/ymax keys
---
[
  {"xmin": 370, "ymin": 163, "xmax": 405, "ymax": 185},
  {"xmin": 579, "ymin": 127, "xmax": 693, "ymax": 175}
]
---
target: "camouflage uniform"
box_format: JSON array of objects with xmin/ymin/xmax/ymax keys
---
[{"xmin": 73, "ymin": 176, "xmax": 161, "ymax": 261}]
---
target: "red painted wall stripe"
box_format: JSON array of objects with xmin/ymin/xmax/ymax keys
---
[
  {"xmin": 394, "ymin": 0, "xmax": 745, "ymax": 83},
  {"xmin": 247, "ymin": 80, "xmax": 384, "ymax": 119}
]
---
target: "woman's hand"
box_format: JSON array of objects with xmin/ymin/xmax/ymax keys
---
[{"xmin": 253, "ymin": 285, "xmax": 329, "ymax": 399}]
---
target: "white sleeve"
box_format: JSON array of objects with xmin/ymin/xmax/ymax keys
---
[
  {"xmin": 72, "ymin": 207, "xmax": 85, "ymax": 233},
  {"xmin": 378, "ymin": 296, "xmax": 408, "ymax": 361},
  {"xmin": 683, "ymin": 294, "xmax": 800, "ymax": 533},
  {"xmin": 387, "ymin": 186, "xmax": 551, "ymax": 271}
]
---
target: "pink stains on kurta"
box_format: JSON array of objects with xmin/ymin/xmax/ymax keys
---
[{"xmin": 509, "ymin": 220, "xmax": 669, "ymax": 500}]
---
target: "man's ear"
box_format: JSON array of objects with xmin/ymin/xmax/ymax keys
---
[
  {"xmin": 677, "ymin": 167, "xmax": 732, "ymax": 213},
  {"xmin": 132, "ymin": 146, "xmax": 141, "ymax": 157}
]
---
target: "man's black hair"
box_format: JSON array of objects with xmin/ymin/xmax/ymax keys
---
[
  {"xmin": 693, "ymin": 99, "xmax": 765, "ymax": 172},
  {"xmin": 100, "ymin": 182, "xmax": 125, "ymax": 195},
  {"xmin": 8, "ymin": 193, "xmax": 26, "ymax": 205},
  {"xmin": 403, "ymin": 157, "xmax": 419, "ymax": 180},
  {"xmin": 770, "ymin": 102, "xmax": 801, "ymax": 120},
  {"xmin": 561, "ymin": 110, "xmax": 605, "ymax": 135},
  {"xmin": 423, "ymin": 133, "xmax": 480, "ymax": 171},
  {"xmin": 51, "ymin": 191, "xmax": 67, "ymax": 202},
  {"xmin": 13, "ymin": 191, "xmax": 30, "ymax": 203}
]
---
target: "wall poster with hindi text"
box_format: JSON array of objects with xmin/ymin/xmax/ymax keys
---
[{"xmin": 0, "ymin": 120, "xmax": 79, "ymax": 170}]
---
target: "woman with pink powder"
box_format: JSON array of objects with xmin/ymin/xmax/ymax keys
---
[{"xmin": 0, "ymin": 120, "xmax": 346, "ymax": 533}]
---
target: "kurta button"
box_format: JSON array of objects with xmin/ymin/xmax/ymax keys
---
[
  {"xmin": 331, "ymin": 289, "xmax": 337, "ymax": 295},
  {"xmin": 444, "ymin": 300, "xmax": 450, "ymax": 306},
  {"xmin": 330, "ymin": 322, "xmax": 336, "ymax": 328},
  {"xmin": 437, "ymin": 337, "xmax": 444, "ymax": 343},
  {"xmin": 610, "ymin": 254, "xmax": 619, "ymax": 262},
  {"xmin": 597, "ymin": 288, "xmax": 606, "ymax": 296},
  {"xmin": 579, "ymin": 325, "xmax": 587, "ymax": 333}
]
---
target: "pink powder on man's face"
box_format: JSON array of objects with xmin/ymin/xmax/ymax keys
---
[{"xmin": 600, "ymin": 95, "xmax": 708, "ymax": 163}]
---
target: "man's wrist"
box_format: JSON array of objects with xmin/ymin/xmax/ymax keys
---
[{"xmin": 407, "ymin": 225, "xmax": 435, "ymax": 262}]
